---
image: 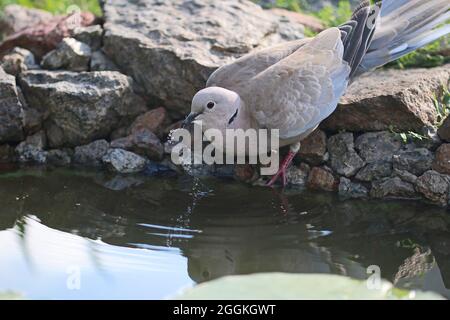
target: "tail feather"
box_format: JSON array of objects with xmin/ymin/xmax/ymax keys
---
[{"xmin": 355, "ymin": 0, "xmax": 450, "ymax": 76}]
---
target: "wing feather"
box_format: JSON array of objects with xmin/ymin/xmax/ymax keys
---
[{"xmin": 243, "ymin": 28, "xmax": 351, "ymax": 139}]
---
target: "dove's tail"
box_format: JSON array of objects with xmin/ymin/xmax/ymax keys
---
[{"xmin": 351, "ymin": 0, "xmax": 449, "ymax": 78}]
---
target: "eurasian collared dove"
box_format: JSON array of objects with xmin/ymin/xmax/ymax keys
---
[{"xmin": 184, "ymin": 0, "xmax": 450, "ymax": 186}]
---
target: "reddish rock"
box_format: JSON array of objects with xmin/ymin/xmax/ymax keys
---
[
  {"xmin": 234, "ymin": 164, "xmax": 258, "ymax": 183},
  {"xmin": 129, "ymin": 107, "xmax": 169, "ymax": 138},
  {"xmin": 0, "ymin": 5, "xmax": 53, "ymax": 37},
  {"xmin": 111, "ymin": 128, "xmax": 164, "ymax": 161},
  {"xmin": 0, "ymin": 11, "xmax": 97, "ymax": 58},
  {"xmin": 432, "ymin": 144, "xmax": 450, "ymax": 175},
  {"xmin": 321, "ymin": 67, "xmax": 450, "ymax": 132},
  {"xmin": 307, "ymin": 167, "xmax": 338, "ymax": 192},
  {"xmin": 298, "ymin": 129, "xmax": 327, "ymax": 166},
  {"xmin": 416, "ymin": 170, "xmax": 450, "ymax": 206}
]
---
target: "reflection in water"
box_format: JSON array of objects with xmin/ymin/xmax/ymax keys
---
[{"xmin": 0, "ymin": 167, "xmax": 449, "ymax": 299}]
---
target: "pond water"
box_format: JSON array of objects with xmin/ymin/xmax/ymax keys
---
[{"xmin": 0, "ymin": 166, "xmax": 449, "ymax": 299}]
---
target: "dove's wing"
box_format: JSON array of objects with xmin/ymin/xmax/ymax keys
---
[
  {"xmin": 242, "ymin": 28, "xmax": 351, "ymax": 140},
  {"xmin": 206, "ymin": 38, "xmax": 311, "ymax": 91}
]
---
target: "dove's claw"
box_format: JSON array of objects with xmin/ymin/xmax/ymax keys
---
[{"xmin": 266, "ymin": 151, "xmax": 297, "ymax": 188}]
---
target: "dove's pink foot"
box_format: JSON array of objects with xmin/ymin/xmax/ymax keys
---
[{"xmin": 266, "ymin": 151, "xmax": 297, "ymax": 187}]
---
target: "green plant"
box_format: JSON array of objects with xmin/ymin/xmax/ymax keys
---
[
  {"xmin": 0, "ymin": 0, "xmax": 101, "ymax": 15},
  {"xmin": 388, "ymin": 125, "xmax": 428, "ymax": 144},
  {"xmin": 387, "ymin": 37, "xmax": 450, "ymax": 70},
  {"xmin": 434, "ymin": 82, "xmax": 450, "ymax": 127}
]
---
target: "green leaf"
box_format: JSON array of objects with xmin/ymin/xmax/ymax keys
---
[{"xmin": 174, "ymin": 273, "xmax": 444, "ymax": 300}]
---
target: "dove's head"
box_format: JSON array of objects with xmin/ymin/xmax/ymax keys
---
[{"xmin": 184, "ymin": 87, "xmax": 242, "ymax": 132}]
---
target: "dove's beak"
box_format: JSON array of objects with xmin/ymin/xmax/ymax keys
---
[{"xmin": 182, "ymin": 112, "xmax": 201, "ymax": 128}]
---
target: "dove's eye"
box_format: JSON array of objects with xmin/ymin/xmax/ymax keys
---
[{"xmin": 207, "ymin": 102, "xmax": 215, "ymax": 109}]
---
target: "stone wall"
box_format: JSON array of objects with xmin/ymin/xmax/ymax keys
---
[{"xmin": 0, "ymin": 2, "xmax": 449, "ymax": 208}]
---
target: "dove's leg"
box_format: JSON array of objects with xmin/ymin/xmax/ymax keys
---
[{"xmin": 266, "ymin": 142, "xmax": 301, "ymax": 187}]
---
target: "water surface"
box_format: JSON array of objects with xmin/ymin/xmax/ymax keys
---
[{"xmin": 0, "ymin": 167, "xmax": 449, "ymax": 299}]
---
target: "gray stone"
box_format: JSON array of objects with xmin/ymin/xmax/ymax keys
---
[
  {"xmin": 354, "ymin": 131, "xmax": 402, "ymax": 163},
  {"xmin": 19, "ymin": 70, "xmax": 147, "ymax": 147},
  {"xmin": 41, "ymin": 38, "xmax": 92, "ymax": 72},
  {"xmin": 355, "ymin": 161, "xmax": 393, "ymax": 182},
  {"xmin": 393, "ymin": 148, "xmax": 434, "ymax": 176},
  {"xmin": 338, "ymin": 177, "xmax": 368, "ymax": 199},
  {"xmin": 73, "ymin": 25, "xmax": 103, "ymax": 51},
  {"xmin": 415, "ymin": 170, "xmax": 450, "ymax": 206},
  {"xmin": 90, "ymin": 50, "xmax": 119, "ymax": 71},
  {"xmin": 327, "ymin": 132, "xmax": 365, "ymax": 177},
  {"xmin": 393, "ymin": 169, "xmax": 418, "ymax": 184},
  {"xmin": 416, "ymin": 125, "xmax": 442, "ymax": 151},
  {"xmin": 0, "ymin": 67, "xmax": 24, "ymax": 143},
  {"xmin": 0, "ymin": 47, "xmax": 38, "ymax": 76},
  {"xmin": 102, "ymin": 0, "xmax": 305, "ymax": 116},
  {"xmin": 286, "ymin": 163, "xmax": 310, "ymax": 186},
  {"xmin": 15, "ymin": 130, "xmax": 47, "ymax": 163},
  {"xmin": 370, "ymin": 177, "xmax": 418, "ymax": 199},
  {"xmin": 321, "ymin": 67, "xmax": 450, "ymax": 132},
  {"xmin": 47, "ymin": 149, "xmax": 72, "ymax": 166},
  {"xmin": 102, "ymin": 148, "xmax": 148, "ymax": 173},
  {"xmin": 73, "ymin": 140, "xmax": 110, "ymax": 166}
]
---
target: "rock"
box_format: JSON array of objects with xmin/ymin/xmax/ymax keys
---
[
  {"xmin": 111, "ymin": 128, "xmax": 164, "ymax": 161},
  {"xmin": 41, "ymin": 38, "xmax": 92, "ymax": 72},
  {"xmin": 102, "ymin": 148, "xmax": 148, "ymax": 173},
  {"xmin": 327, "ymin": 132, "xmax": 365, "ymax": 177},
  {"xmin": 73, "ymin": 25, "xmax": 103, "ymax": 51},
  {"xmin": 0, "ymin": 4, "xmax": 53, "ymax": 37},
  {"xmin": 307, "ymin": 166, "xmax": 338, "ymax": 192},
  {"xmin": 415, "ymin": 170, "xmax": 450, "ymax": 206},
  {"xmin": 22, "ymin": 105, "xmax": 43, "ymax": 135},
  {"xmin": 234, "ymin": 164, "xmax": 259, "ymax": 184},
  {"xmin": 298, "ymin": 129, "xmax": 327, "ymax": 166},
  {"xmin": 416, "ymin": 125, "xmax": 441, "ymax": 151},
  {"xmin": 338, "ymin": 177, "xmax": 368, "ymax": 199},
  {"xmin": 0, "ymin": 47, "xmax": 38, "ymax": 76},
  {"xmin": 432, "ymin": 144, "xmax": 450, "ymax": 175},
  {"xmin": 102, "ymin": 0, "xmax": 305, "ymax": 116},
  {"xmin": 90, "ymin": 50, "xmax": 119, "ymax": 71},
  {"xmin": 438, "ymin": 117, "xmax": 450, "ymax": 142},
  {"xmin": 370, "ymin": 177, "xmax": 418, "ymax": 199},
  {"xmin": 393, "ymin": 148, "xmax": 434, "ymax": 176},
  {"xmin": 0, "ymin": 10, "xmax": 97, "ymax": 58},
  {"xmin": 286, "ymin": 163, "xmax": 310, "ymax": 186},
  {"xmin": 0, "ymin": 145, "xmax": 14, "ymax": 163},
  {"xmin": 355, "ymin": 131, "xmax": 402, "ymax": 163},
  {"xmin": 355, "ymin": 161, "xmax": 393, "ymax": 182},
  {"xmin": 19, "ymin": 70, "xmax": 147, "ymax": 147},
  {"xmin": 0, "ymin": 67, "xmax": 24, "ymax": 143},
  {"xmin": 15, "ymin": 130, "xmax": 47, "ymax": 163},
  {"xmin": 393, "ymin": 169, "xmax": 418, "ymax": 184},
  {"xmin": 47, "ymin": 149, "xmax": 72, "ymax": 166},
  {"xmin": 73, "ymin": 140, "xmax": 109, "ymax": 166},
  {"xmin": 128, "ymin": 107, "xmax": 169, "ymax": 138},
  {"xmin": 268, "ymin": 8, "xmax": 324, "ymax": 32},
  {"xmin": 321, "ymin": 67, "xmax": 450, "ymax": 132}
]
